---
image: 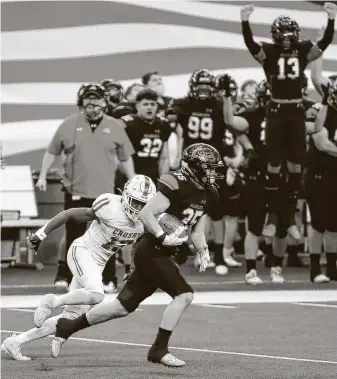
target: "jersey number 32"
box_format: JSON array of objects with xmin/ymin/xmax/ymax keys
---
[{"xmin": 138, "ymin": 137, "xmax": 163, "ymax": 158}]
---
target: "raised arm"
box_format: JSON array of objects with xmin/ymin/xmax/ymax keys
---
[
  {"xmin": 307, "ymin": 2, "xmax": 336, "ymax": 62},
  {"xmin": 241, "ymin": 4, "xmax": 266, "ymax": 64}
]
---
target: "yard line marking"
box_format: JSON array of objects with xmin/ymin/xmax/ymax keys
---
[
  {"xmin": 3, "ymin": 308, "xmax": 143, "ymax": 313},
  {"xmin": 293, "ymin": 302, "xmax": 337, "ymax": 309},
  {"xmin": 1, "ymin": 329, "xmax": 336, "ymax": 365},
  {"xmin": 196, "ymin": 304, "xmax": 238, "ymax": 309}
]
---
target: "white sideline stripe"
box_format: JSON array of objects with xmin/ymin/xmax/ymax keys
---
[
  {"xmin": 293, "ymin": 302, "xmax": 337, "ymax": 309},
  {"xmin": 114, "ymin": 0, "xmax": 330, "ymax": 30},
  {"xmin": 2, "ymin": 290, "xmax": 337, "ymax": 308},
  {"xmin": 0, "ymin": 279, "xmax": 318, "ymax": 289},
  {"xmin": 1, "ymin": 68, "xmax": 335, "ymax": 105},
  {"xmin": 196, "ymin": 304, "xmax": 238, "ymax": 309},
  {"xmin": 2, "ymin": 23, "xmax": 337, "ymax": 61},
  {"xmin": 1, "ymin": 328, "xmax": 336, "ymax": 365},
  {"xmin": 4, "ymin": 308, "xmax": 143, "ymax": 313}
]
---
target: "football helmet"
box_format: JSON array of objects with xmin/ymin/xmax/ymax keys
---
[
  {"xmin": 189, "ymin": 69, "xmax": 216, "ymax": 100},
  {"xmin": 100, "ymin": 78, "xmax": 124, "ymax": 105},
  {"xmin": 215, "ymin": 73, "xmax": 238, "ymax": 102},
  {"xmin": 181, "ymin": 143, "xmax": 224, "ymax": 189},
  {"xmin": 271, "ymin": 15, "xmax": 300, "ymax": 48},
  {"xmin": 122, "ymin": 175, "xmax": 156, "ymax": 222},
  {"xmin": 256, "ymin": 79, "xmax": 271, "ymax": 108}
]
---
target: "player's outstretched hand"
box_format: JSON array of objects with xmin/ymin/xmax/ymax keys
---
[
  {"xmin": 241, "ymin": 4, "xmax": 255, "ymax": 21},
  {"xmin": 324, "ymin": 2, "xmax": 337, "ymax": 19},
  {"xmin": 26, "ymin": 233, "xmax": 42, "ymax": 254},
  {"xmin": 197, "ymin": 246, "xmax": 211, "ymax": 272}
]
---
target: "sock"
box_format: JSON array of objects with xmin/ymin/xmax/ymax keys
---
[
  {"xmin": 246, "ymin": 259, "xmax": 256, "ymax": 273},
  {"xmin": 265, "ymin": 172, "xmax": 281, "ymax": 191},
  {"xmin": 125, "ymin": 264, "xmax": 130, "ymax": 274},
  {"xmin": 287, "ymin": 245, "xmax": 298, "ymax": 257},
  {"xmin": 213, "ymin": 243, "xmax": 225, "ymax": 266},
  {"xmin": 287, "ymin": 172, "xmax": 302, "ymax": 198},
  {"xmin": 272, "ymin": 255, "xmax": 283, "ymax": 267},
  {"xmin": 68, "ymin": 314, "xmax": 91, "ymax": 334},
  {"xmin": 326, "ymin": 252, "xmax": 337, "ymax": 272},
  {"xmin": 15, "ymin": 315, "xmax": 61, "ymax": 345},
  {"xmin": 310, "ymin": 254, "xmax": 321, "ymax": 277},
  {"xmin": 152, "ymin": 327, "xmax": 172, "ymax": 350}
]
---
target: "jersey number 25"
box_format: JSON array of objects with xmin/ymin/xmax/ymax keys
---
[
  {"xmin": 182, "ymin": 208, "xmax": 204, "ymax": 226},
  {"xmin": 188, "ymin": 116, "xmax": 213, "ymax": 140}
]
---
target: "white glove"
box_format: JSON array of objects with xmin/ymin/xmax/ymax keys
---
[
  {"xmin": 157, "ymin": 226, "xmax": 188, "ymax": 247},
  {"xmin": 240, "ymin": 4, "xmax": 255, "ymax": 21},
  {"xmin": 324, "ymin": 2, "xmax": 337, "ymax": 19},
  {"xmin": 226, "ymin": 167, "xmax": 237, "ymax": 186},
  {"xmin": 196, "ymin": 245, "xmax": 211, "ymax": 272}
]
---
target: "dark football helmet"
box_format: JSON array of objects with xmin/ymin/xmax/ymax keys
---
[
  {"xmin": 189, "ymin": 69, "xmax": 216, "ymax": 100},
  {"xmin": 328, "ymin": 79, "xmax": 337, "ymax": 110},
  {"xmin": 271, "ymin": 15, "xmax": 300, "ymax": 48},
  {"xmin": 255, "ymin": 79, "xmax": 271, "ymax": 108},
  {"xmin": 215, "ymin": 73, "xmax": 238, "ymax": 103},
  {"xmin": 100, "ymin": 78, "xmax": 124, "ymax": 105},
  {"xmin": 76, "ymin": 83, "xmax": 106, "ymax": 120},
  {"xmin": 181, "ymin": 143, "xmax": 224, "ymax": 189}
]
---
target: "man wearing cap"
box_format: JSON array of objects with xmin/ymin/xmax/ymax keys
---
[{"xmin": 36, "ymin": 83, "xmax": 135, "ymax": 287}]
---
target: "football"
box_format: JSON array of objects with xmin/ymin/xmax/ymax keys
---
[{"xmin": 156, "ymin": 213, "xmax": 187, "ymax": 239}]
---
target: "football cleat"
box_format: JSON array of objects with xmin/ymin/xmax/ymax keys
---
[
  {"xmin": 270, "ymin": 266, "xmax": 285, "ymax": 284},
  {"xmin": 51, "ymin": 337, "xmax": 66, "ymax": 358},
  {"xmin": 148, "ymin": 351, "xmax": 186, "ymax": 368},
  {"xmin": 1, "ymin": 333, "xmax": 31, "ymax": 361},
  {"xmin": 34, "ymin": 294, "xmax": 56, "ymax": 328},
  {"xmin": 245, "ymin": 269, "xmax": 263, "ymax": 285},
  {"xmin": 311, "ymin": 274, "xmax": 330, "ymax": 284}
]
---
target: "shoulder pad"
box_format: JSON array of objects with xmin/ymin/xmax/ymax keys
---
[
  {"xmin": 121, "ymin": 114, "xmax": 134, "ymax": 123},
  {"xmin": 158, "ymin": 173, "xmax": 180, "ymax": 190},
  {"xmin": 92, "ymin": 193, "xmax": 115, "ymax": 220}
]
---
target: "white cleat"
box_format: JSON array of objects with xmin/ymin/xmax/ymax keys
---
[
  {"xmin": 270, "ymin": 266, "xmax": 285, "ymax": 284},
  {"xmin": 262, "ymin": 224, "xmax": 276, "ymax": 238},
  {"xmin": 51, "ymin": 337, "xmax": 66, "ymax": 358},
  {"xmin": 245, "ymin": 269, "xmax": 263, "ymax": 285},
  {"xmin": 1, "ymin": 333, "xmax": 31, "ymax": 361},
  {"xmin": 159, "ymin": 353, "xmax": 186, "ymax": 367},
  {"xmin": 224, "ymin": 256, "xmax": 242, "ymax": 268},
  {"xmin": 34, "ymin": 293, "xmax": 56, "ymax": 328},
  {"xmin": 215, "ymin": 265, "xmax": 228, "ymax": 276},
  {"xmin": 103, "ymin": 281, "xmax": 118, "ymax": 294},
  {"xmin": 312, "ymin": 274, "xmax": 330, "ymax": 284}
]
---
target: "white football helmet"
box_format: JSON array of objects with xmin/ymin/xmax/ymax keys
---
[{"xmin": 122, "ymin": 175, "xmax": 156, "ymax": 222}]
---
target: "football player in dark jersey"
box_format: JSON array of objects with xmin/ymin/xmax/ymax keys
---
[
  {"xmin": 120, "ymin": 89, "xmax": 171, "ymax": 183},
  {"xmin": 51, "ymin": 143, "xmax": 223, "ymax": 367},
  {"xmin": 305, "ymin": 80, "xmax": 337, "ymax": 283},
  {"xmin": 100, "ymin": 78, "xmax": 135, "ymax": 118},
  {"xmin": 241, "ymin": 3, "xmax": 336, "ymax": 208}
]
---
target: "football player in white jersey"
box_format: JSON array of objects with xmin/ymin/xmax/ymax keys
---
[{"xmin": 1, "ymin": 175, "xmax": 156, "ymax": 361}]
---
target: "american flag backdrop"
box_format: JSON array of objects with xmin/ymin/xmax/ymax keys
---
[{"xmin": 1, "ymin": 0, "xmax": 337, "ymax": 168}]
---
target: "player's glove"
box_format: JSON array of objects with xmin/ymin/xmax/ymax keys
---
[
  {"xmin": 26, "ymin": 231, "xmax": 46, "ymax": 254},
  {"xmin": 226, "ymin": 167, "xmax": 237, "ymax": 186},
  {"xmin": 196, "ymin": 245, "xmax": 211, "ymax": 272},
  {"xmin": 157, "ymin": 228, "xmax": 188, "ymax": 247},
  {"xmin": 216, "ymin": 74, "xmax": 232, "ymax": 97}
]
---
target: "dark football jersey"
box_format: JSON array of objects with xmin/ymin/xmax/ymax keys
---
[
  {"xmin": 308, "ymin": 105, "xmax": 337, "ymax": 173},
  {"xmin": 239, "ymin": 106, "xmax": 267, "ymax": 172},
  {"xmin": 106, "ymin": 102, "xmax": 136, "ymax": 119},
  {"xmin": 261, "ymin": 40, "xmax": 313, "ymax": 100},
  {"xmin": 170, "ymin": 97, "xmax": 231, "ymax": 155},
  {"xmin": 157, "ymin": 171, "xmax": 208, "ymax": 228},
  {"xmin": 122, "ymin": 114, "xmax": 172, "ymax": 180}
]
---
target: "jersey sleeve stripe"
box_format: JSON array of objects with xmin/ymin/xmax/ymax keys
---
[
  {"xmin": 158, "ymin": 179, "xmax": 175, "ymax": 191},
  {"xmin": 72, "ymin": 246, "xmax": 83, "ymax": 276},
  {"xmin": 92, "ymin": 197, "xmax": 109, "ymax": 209},
  {"xmin": 93, "ymin": 200, "xmax": 110, "ymax": 212}
]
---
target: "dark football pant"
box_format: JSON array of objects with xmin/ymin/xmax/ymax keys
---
[
  {"xmin": 304, "ymin": 170, "xmax": 337, "ymax": 233},
  {"xmin": 265, "ymin": 101, "xmax": 306, "ymax": 166},
  {"xmin": 245, "ymin": 174, "xmax": 290, "ymax": 238},
  {"xmin": 117, "ymin": 234, "xmax": 193, "ymax": 313},
  {"xmin": 63, "ymin": 191, "xmax": 117, "ymax": 285}
]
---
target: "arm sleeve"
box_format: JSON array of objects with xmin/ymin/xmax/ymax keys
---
[
  {"xmin": 317, "ymin": 18, "xmax": 335, "ymax": 52},
  {"xmin": 157, "ymin": 173, "xmax": 180, "ymax": 202},
  {"xmin": 241, "ymin": 21, "xmax": 264, "ymax": 58},
  {"xmin": 162, "ymin": 121, "xmax": 172, "ymax": 142}
]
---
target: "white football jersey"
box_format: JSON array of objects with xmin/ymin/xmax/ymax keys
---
[{"xmin": 77, "ymin": 193, "xmax": 144, "ymax": 266}]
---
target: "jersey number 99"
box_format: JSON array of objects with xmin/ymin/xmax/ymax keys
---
[{"xmin": 188, "ymin": 116, "xmax": 213, "ymax": 140}]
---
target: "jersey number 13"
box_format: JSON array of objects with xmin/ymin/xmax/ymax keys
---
[{"xmin": 277, "ymin": 57, "xmax": 300, "ymax": 80}]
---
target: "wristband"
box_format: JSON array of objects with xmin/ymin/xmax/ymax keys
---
[{"xmin": 35, "ymin": 228, "xmax": 47, "ymax": 241}]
